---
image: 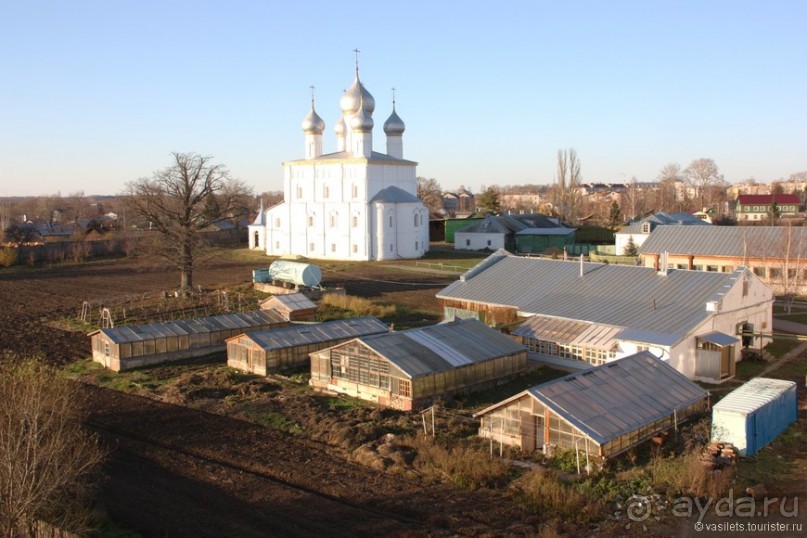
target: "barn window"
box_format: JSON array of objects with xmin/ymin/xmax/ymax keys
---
[
  {"xmin": 330, "ymin": 214, "xmax": 337, "ymax": 228},
  {"xmin": 104, "ymin": 342, "xmax": 110, "ymax": 357},
  {"xmin": 331, "ymin": 243, "xmax": 336, "ymax": 253},
  {"xmin": 352, "ymin": 184, "xmax": 358, "ymax": 198},
  {"xmin": 415, "ymin": 241, "xmax": 419, "ymax": 250},
  {"xmin": 487, "ymin": 240, "xmax": 491, "ymax": 246},
  {"xmin": 466, "ymin": 239, "xmax": 470, "ymax": 247},
  {"xmin": 296, "ymin": 185, "xmax": 303, "ymax": 198},
  {"xmin": 308, "ymin": 216, "xmax": 314, "ymax": 227},
  {"xmin": 398, "ymin": 380, "xmax": 411, "ymax": 398},
  {"xmin": 352, "ymin": 244, "xmax": 358, "ymax": 253},
  {"xmin": 309, "ymin": 243, "xmax": 315, "ymax": 252},
  {"xmin": 323, "ymin": 185, "xmax": 330, "ymax": 198},
  {"xmin": 352, "ymin": 215, "xmax": 358, "ymax": 227}
]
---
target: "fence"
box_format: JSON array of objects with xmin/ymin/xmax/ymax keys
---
[{"xmin": 2, "ymin": 229, "xmax": 246, "ymax": 266}]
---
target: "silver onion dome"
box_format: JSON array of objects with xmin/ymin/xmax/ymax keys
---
[
  {"xmin": 383, "ymin": 106, "xmax": 405, "ymax": 135},
  {"xmin": 301, "ymin": 105, "xmax": 325, "ymax": 135},
  {"xmin": 334, "ymin": 116, "xmax": 346, "ymax": 136},
  {"xmin": 339, "ymin": 74, "xmax": 375, "ymax": 115},
  {"xmin": 350, "ymin": 98, "xmax": 374, "ymax": 132}
]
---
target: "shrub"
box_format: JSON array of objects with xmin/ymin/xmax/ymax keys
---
[
  {"xmin": 0, "ymin": 247, "xmax": 18, "ymax": 267},
  {"xmin": 400, "ymin": 434, "xmax": 511, "ymax": 490},
  {"xmin": 513, "ymin": 468, "xmax": 605, "ymax": 522},
  {"xmin": 319, "ymin": 293, "xmax": 396, "ymax": 319}
]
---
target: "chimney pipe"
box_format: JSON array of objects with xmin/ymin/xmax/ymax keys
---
[{"xmin": 579, "ymin": 254, "xmax": 584, "ymax": 277}]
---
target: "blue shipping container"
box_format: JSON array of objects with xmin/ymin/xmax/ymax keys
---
[
  {"xmin": 252, "ymin": 268, "xmax": 270, "ymax": 283},
  {"xmin": 711, "ymin": 377, "xmax": 798, "ymax": 457}
]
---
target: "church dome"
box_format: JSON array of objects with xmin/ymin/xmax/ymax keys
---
[
  {"xmin": 339, "ymin": 74, "xmax": 375, "ymax": 115},
  {"xmin": 350, "ymin": 105, "xmax": 374, "ymax": 132},
  {"xmin": 383, "ymin": 106, "xmax": 405, "ymax": 136},
  {"xmin": 334, "ymin": 116, "xmax": 346, "ymax": 136},
  {"xmin": 301, "ymin": 105, "xmax": 325, "ymax": 135}
]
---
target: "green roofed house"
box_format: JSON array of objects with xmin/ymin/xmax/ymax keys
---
[
  {"xmin": 474, "ymin": 352, "xmax": 709, "ymax": 463},
  {"xmin": 309, "ymin": 318, "xmax": 528, "ymax": 410}
]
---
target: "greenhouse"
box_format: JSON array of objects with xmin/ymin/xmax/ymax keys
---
[{"xmin": 90, "ymin": 310, "xmax": 289, "ymax": 372}]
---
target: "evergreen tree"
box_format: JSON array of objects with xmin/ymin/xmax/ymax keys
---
[
  {"xmin": 608, "ymin": 200, "xmax": 621, "ymax": 228},
  {"xmin": 623, "ymin": 235, "xmax": 638, "ymax": 256}
]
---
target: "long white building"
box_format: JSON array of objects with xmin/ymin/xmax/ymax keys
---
[{"xmin": 250, "ymin": 67, "xmax": 429, "ymax": 261}]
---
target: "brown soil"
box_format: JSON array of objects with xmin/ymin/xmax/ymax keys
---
[{"xmin": 2, "ymin": 252, "xmax": 546, "ymax": 536}]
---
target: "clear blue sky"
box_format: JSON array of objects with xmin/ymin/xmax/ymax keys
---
[{"xmin": 1, "ymin": 0, "xmax": 805, "ymax": 196}]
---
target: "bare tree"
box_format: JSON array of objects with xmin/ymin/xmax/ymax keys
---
[
  {"xmin": 684, "ymin": 158, "xmax": 724, "ymax": 211},
  {"xmin": 552, "ymin": 148, "xmax": 582, "ymax": 224},
  {"xmin": 416, "ymin": 176, "xmax": 444, "ymax": 214},
  {"xmin": 744, "ymin": 226, "xmax": 806, "ymax": 313},
  {"xmin": 657, "ymin": 162, "xmax": 681, "ymax": 213},
  {"xmin": 0, "ymin": 356, "xmax": 105, "ymax": 536},
  {"xmin": 125, "ymin": 152, "xmax": 252, "ymax": 295}
]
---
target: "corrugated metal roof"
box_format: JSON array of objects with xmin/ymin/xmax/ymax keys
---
[
  {"xmin": 712, "ymin": 377, "xmax": 797, "ymax": 416},
  {"xmin": 638, "ymin": 225, "xmax": 807, "ymax": 259},
  {"xmin": 698, "ymin": 331, "xmax": 740, "ymax": 347},
  {"xmin": 359, "ymin": 318, "xmax": 526, "ymax": 378},
  {"xmin": 515, "ymin": 228, "xmax": 576, "ymax": 236},
  {"xmin": 512, "ymin": 316, "xmax": 620, "ymax": 350},
  {"xmin": 265, "ymin": 293, "xmax": 317, "ymax": 312},
  {"xmin": 231, "ymin": 317, "xmax": 389, "ymax": 350},
  {"xmin": 370, "ymin": 185, "xmax": 422, "ymax": 203},
  {"xmin": 620, "ymin": 212, "xmax": 709, "ymax": 234},
  {"xmin": 98, "ymin": 310, "xmax": 287, "ymax": 344},
  {"xmin": 438, "ymin": 253, "xmax": 741, "ymax": 346},
  {"xmin": 478, "ymin": 352, "xmax": 707, "ymax": 445}
]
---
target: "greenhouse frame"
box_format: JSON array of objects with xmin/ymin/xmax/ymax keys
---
[
  {"xmin": 89, "ymin": 310, "xmax": 289, "ymax": 371},
  {"xmin": 226, "ymin": 316, "xmax": 389, "ymax": 374}
]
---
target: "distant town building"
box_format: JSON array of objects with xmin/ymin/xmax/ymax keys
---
[
  {"xmin": 249, "ymin": 66, "xmax": 428, "ymax": 260},
  {"xmin": 454, "ymin": 214, "xmax": 573, "ymax": 253},
  {"xmin": 614, "ymin": 212, "xmax": 710, "ymax": 254},
  {"xmin": 735, "ymin": 194, "xmax": 801, "ymax": 221}
]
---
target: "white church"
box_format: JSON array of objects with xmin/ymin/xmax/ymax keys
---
[{"xmin": 249, "ymin": 67, "xmax": 429, "ymax": 261}]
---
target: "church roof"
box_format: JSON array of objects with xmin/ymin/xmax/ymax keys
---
[
  {"xmin": 370, "ymin": 186, "xmax": 421, "ymax": 203},
  {"xmin": 283, "ymin": 150, "xmax": 417, "ymax": 166}
]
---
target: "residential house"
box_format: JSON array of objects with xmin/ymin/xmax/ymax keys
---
[
  {"xmin": 615, "ymin": 212, "xmax": 710, "ymax": 255},
  {"xmin": 436, "ymin": 250, "xmax": 772, "ymax": 384},
  {"xmin": 735, "ymin": 194, "xmax": 801, "ymax": 222},
  {"xmin": 454, "ymin": 214, "xmax": 573, "ymax": 253}
]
